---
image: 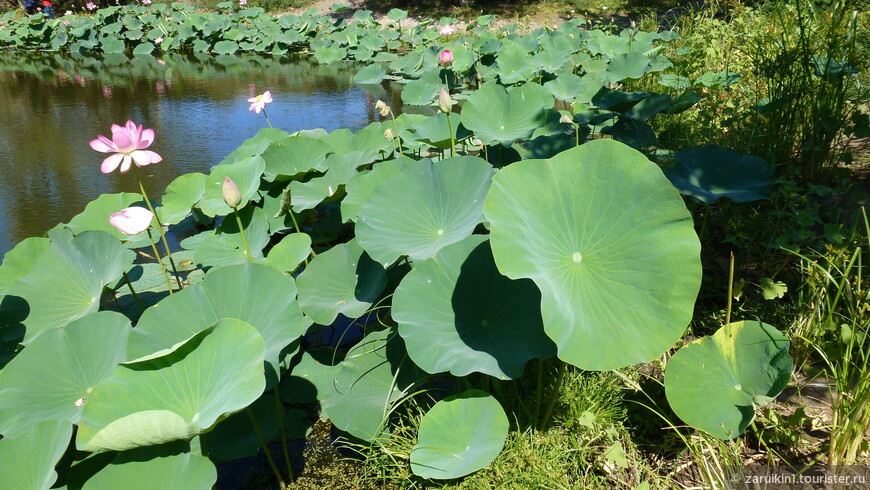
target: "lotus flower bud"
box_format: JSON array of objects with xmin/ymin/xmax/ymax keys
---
[
  {"xmin": 375, "ymin": 100, "xmax": 390, "ymax": 117},
  {"xmin": 222, "ymin": 176, "xmax": 242, "ymax": 209},
  {"xmin": 438, "ymin": 49, "xmax": 454, "ymax": 67},
  {"xmin": 560, "ymin": 114, "xmax": 573, "ymax": 124},
  {"xmin": 439, "ymin": 88, "xmax": 452, "ymax": 113}
]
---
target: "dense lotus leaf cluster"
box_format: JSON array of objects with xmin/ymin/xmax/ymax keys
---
[{"xmin": 0, "ymin": 7, "xmax": 790, "ymax": 487}]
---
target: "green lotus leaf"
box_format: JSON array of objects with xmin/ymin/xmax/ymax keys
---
[
  {"xmin": 261, "ymin": 135, "xmax": 332, "ymax": 181},
  {"xmin": 279, "ymin": 347, "xmax": 345, "ymax": 405},
  {"xmin": 341, "ymin": 157, "xmax": 416, "ymax": 223},
  {"xmin": 483, "ymin": 139, "xmax": 701, "ymax": 370},
  {"xmin": 198, "ymin": 155, "xmax": 265, "ymax": 217},
  {"xmin": 494, "ymin": 44, "xmax": 537, "ymax": 84},
  {"xmin": 624, "ymin": 93, "xmax": 674, "ymax": 121},
  {"xmin": 77, "ymin": 319, "xmax": 266, "ymax": 452},
  {"xmin": 132, "ymin": 42, "xmax": 154, "ymax": 55},
  {"xmin": 611, "ymin": 118, "xmax": 657, "ymax": 149},
  {"xmin": 3, "ymin": 230, "xmax": 133, "ymax": 345},
  {"xmin": 460, "ymin": 82, "xmax": 551, "ymax": 146},
  {"xmin": 410, "ymin": 390, "xmax": 508, "ymax": 479},
  {"xmin": 605, "ymin": 52, "xmax": 652, "ymax": 83},
  {"xmin": 658, "ymin": 74, "xmax": 691, "ymax": 90},
  {"xmin": 221, "ymin": 128, "xmax": 291, "ymax": 165},
  {"xmin": 394, "ymin": 235, "xmax": 554, "ymax": 379},
  {"xmin": 322, "ymin": 328, "xmax": 418, "ymax": 441},
  {"xmin": 663, "ymin": 145, "xmax": 773, "ymax": 203},
  {"xmin": 213, "ymin": 40, "xmax": 239, "ymax": 55},
  {"xmin": 0, "ymin": 237, "xmax": 49, "ymax": 294},
  {"xmin": 0, "ymin": 419, "xmax": 71, "ymax": 490},
  {"xmin": 524, "ymin": 131, "xmax": 582, "ymax": 159},
  {"xmin": 0, "ymin": 311, "xmax": 130, "ymax": 438},
  {"xmin": 201, "ymin": 392, "xmax": 280, "ymax": 463},
  {"xmin": 356, "ymin": 156, "xmax": 493, "ymax": 266},
  {"xmin": 354, "ymin": 63, "xmax": 387, "ymax": 84},
  {"xmin": 544, "ymin": 73, "xmax": 586, "ymax": 102},
  {"xmin": 191, "ymin": 205, "xmax": 270, "ymax": 269},
  {"xmin": 664, "ymin": 321, "xmax": 792, "ymax": 440},
  {"xmin": 157, "ymin": 173, "xmax": 207, "ymax": 225},
  {"xmin": 263, "ymin": 233, "xmax": 312, "ymax": 273},
  {"xmin": 401, "ymin": 78, "xmax": 441, "ymax": 106},
  {"xmin": 410, "ymin": 113, "xmax": 470, "ymax": 149},
  {"xmin": 286, "ymin": 154, "xmax": 361, "ymax": 213},
  {"xmin": 128, "ymin": 262, "xmax": 305, "ymax": 384},
  {"xmin": 694, "ymin": 70, "xmax": 741, "ymax": 88},
  {"xmin": 77, "ymin": 447, "xmax": 217, "ymax": 489},
  {"xmin": 667, "ymin": 90, "xmax": 703, "ymax": 114},
  {"xmin": 66, "ymin": 192, "xmax": 148, "ymax": 242},
  {"xmin": 297, "ymin": 239, "xmax": 387, "ymax": 326},
  {"xmin": 314, "ymin": 45, "xmax": 347, "ymax": 64}
]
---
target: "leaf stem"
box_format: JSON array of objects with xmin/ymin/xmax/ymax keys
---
[
  {"xmin": 131, "ymin": 164, "xmax": 183, "ymax": 290},
  {"xmin": 234, "ymin": 210, "xmax": 254, "ymax": 263},
  {"xmin": 272, "ymin": 384, "xmax": 295, "ymax": 482},
  {"xmin": 726, "ymin": 251, "xmax": 735, "ymax": 325},
  {"xmin": 146, "ymin": 229, "xmax": 174, "ymax": 294},
  {"xmin": 538, "ymin": 360, "xmax": 566, "ymax": 431},
  {"xmin": 246, "ymin": 407, "xmax": 286, "ymax": 489},
  {"xmin": 122, "ymin": 271, "xmax": 144, "ymax": 312}
]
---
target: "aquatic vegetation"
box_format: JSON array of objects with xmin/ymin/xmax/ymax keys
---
[{"xmin": 6, "ymin": 4, "xmax": 858, "ymax": 487}]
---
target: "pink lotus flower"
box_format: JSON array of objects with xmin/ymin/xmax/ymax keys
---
[
  {"xmin": 90, "ymin": 120, "xmax": 162, "ymax": 174},
  {"xmin": 142, "ymin": 0, "xmax": 151, "ymax": 4},
  {"xmin": 154, "ymin": 36, "xmax": 163, "ymax": 45},
  {"xmin": 438, "ymin": 49, "xmax": 453, "ymax": 67},
  {"xmin": 109, "ymin": 207, "xmax": 154, "ymax": 235},
  {"xmin": 247, "ymin": 91, "xmax": 272, "ymax": 113},
  {"xmin": 86, "ymin": 2, "xmax": 97, "ymax": 10},
  {"xmin": 439, "ymin": 24, "xmax": 456, "ymax": 37},
  {"xmin": 63, "ymin": 19, "xmax": 70, "ymax": 25},
  {"xmin": 222, "ymin": 177, "xmax": 242, "ymax": 208},
  {"xmin": 239, "ymin": 0, "xmax": 247, "ymax": 5}
]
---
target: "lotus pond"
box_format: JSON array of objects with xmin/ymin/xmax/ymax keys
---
[{"xmin": 0, "ymin": 2, "xmax": 867, "ymax": 489}]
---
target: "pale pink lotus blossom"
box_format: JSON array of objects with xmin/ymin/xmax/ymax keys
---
[
  {"xmin": 64, "ymin": 9, "xmax": 72, "ymax": 15},
  {"xmin": 142, "ymin": 0, "xmax": 151, "ymax": 4},
  {"xmin": 154, "ymin": 36, "xmax": 163, "ymax": 45},
  {"xmin": 439, "ymin": 24, "xmax": 456, "ymax": 37},
  {"xmin": 247, "ymin": 91, "xmax": 272, "ymax": 113},
  {"xmin": 102, "ymin": 85, "xmax": 112, "ymax": 98},
  {"xmin": 438, "ymin": 49, "xmax": 453, "ymax": 67},
  {"xmin": 239, "ymin": 0, "xmax": 247, "ymax": 5},
  {"xmin": 109, "ymin": 207, "xmax": 154, "ymax": 235},
  {"xmin": 90, "ymin": 120, "xmax": 162, "ymax": 174},
  {"xmin": 439, "ymin": 88, "xmax": 452, "ymax": 113},
  {"xmin": 63, "ymin": 19, "xmax": 70, "ymax": 25},
  {"xmin": 86, "ymin": 2, "xmax": 97, "ymax": 10}
]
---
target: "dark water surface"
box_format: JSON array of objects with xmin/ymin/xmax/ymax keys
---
[{"xmin": 0, "ymin": 52, "xmax": 398, "ymax": 256}]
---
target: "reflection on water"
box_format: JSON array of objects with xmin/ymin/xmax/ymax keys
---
[{"xmin": 0, "ymin": 52, "xmax": 401, "ymax": 255}]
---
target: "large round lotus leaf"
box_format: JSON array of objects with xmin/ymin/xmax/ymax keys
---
[
  {"xmin": 77, "ymin": 319, "xmax": 266, "ymax": 452},
  {"xmin": 341, "ymin": 157, "xmax": 416, "ymax": 223},
  {"xmin": 157, "ymin": 173, "xmax": 207, "ymax": 225},
  {"xmin": 393, "ymin": 235, "xmax": 555, "ymax": 379},
  {"xmin": 460, "ymin": 83, "xmax": 551, "ymax": 146},
  {"xmin": 356, "ymin": 157, "xmax": 493, "ymax": 267},
  {"xmin": 322, "ymin": 328, "xmax": 419, "ymax": 441},
  {"xmin": 401, "ymin": 78, "xmax": 441, "ymax": 106},
  {"xmin": 198, "ymin": 155, "xmax": 265, "ymax": 217},
  {"xmin": 663, "ymin": 145, "xmax": 773, "ymax": 203},
  {"xmin": 0, "ymin": 419, "xmax": 71, "ymax": 490},
  {"xmin": 66, "ymin": 192, "xmax": 148, "ymax": 242},
  {"xmin": 220, "ymin": 128, "xmax": 291, "ymax": 165},
  {"xmin": 494, "ymin": 44, "xmax": 538, "ymax": 84},
  {"xmin": 354, "ymin": 63, "xmax": 387, "ymax": 84},
  {"xmin": 201, "ymin": 392, "xmax": 280, "ymax": 463},
  {"xmin": 0, "ymin": 236, "xmax": 49, "ymax": 294},
  {"xmin": 664, "ymin": 321, "xmax": 792, "ymax": 440},
  {"xmin": 297, "ymin": 239, "xmax": 387, "ymax": 325},
  {"xmin": 80, "ymin": 449, "xmax": 216, "ymax": 489},
  {"xmin": 3, "ymin": 230, "xmax": 133, "ymax": 345},
  {"xmin": 483, "ymin": 139, "xmax": 701, "ymax": 370},
  {"xmin": 605, "ymin": 52, "xmax": 652, "ymax": 83},
  {"xmin": 128, "ymin": 262, "xmax": 304, "ymax": 384},
  {"xmin": 263, "ymin": 233, "xmax": 312, "ymax": 273},
  {"xmin": 261, "ymin": 134, "xmax": 332, "ymax": 181},
  {"xmin": 544, "ymin": 73, "xmax": 586, "ymax": 102},
  {"xmin": 0, "ymin": 311, "xmax": 130, "ymax": 438},
  {"xmin": 410, "ymin": 390, "xmax": 508, "ymax": 479}
]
